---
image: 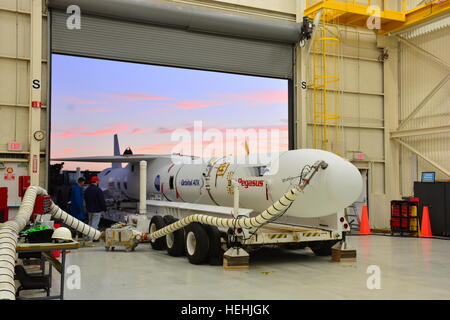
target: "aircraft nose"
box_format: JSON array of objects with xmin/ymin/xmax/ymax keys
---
[{"xmin": 325, "ymin": 159, "xmax": 363, "ymax": 208}]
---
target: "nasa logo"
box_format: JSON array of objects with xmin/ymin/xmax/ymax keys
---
[
  {"xmin": 154, "ymin": 175, "xmax": 161, "ymax": 192},
  {"xmin": 181, "ymin": 179, "xmax": 201, "ymax": 186},
  {"xmin": 237, "ymin": 178, "xmax": 264, "ymax": 188}
]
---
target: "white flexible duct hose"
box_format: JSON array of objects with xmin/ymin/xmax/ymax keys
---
[
  {"xmin": 150, "ymin": 161, "xmax": 327, "ymax": 241},
  {"xmin": 0, "ymin": 186, "xmax": 102, "ymax": 300},
  {"xmin": 48, "ymin": 203, "xmax": 101, "ymax": 240},
  {"xmin": 150, "ymin": 188, "xmax": 299, "ymax": 240}
]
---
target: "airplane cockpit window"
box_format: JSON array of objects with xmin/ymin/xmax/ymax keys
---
[{"xmin": 104, "ymin": 170, "xmax": 111, "ymax": 176}]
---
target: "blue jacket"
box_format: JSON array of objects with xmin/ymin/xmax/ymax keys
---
[
  {"xmin": 70, "ymin": 184, "xmax": 85, "ymax": 220},
  {"xmin": 84, "ymin": 184, "xmax": 107, "ymax": 213}
]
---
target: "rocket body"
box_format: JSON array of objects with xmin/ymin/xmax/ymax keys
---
[{"xmin": 99, "ymin": 149, "xmax": 363, "ymax": 218}]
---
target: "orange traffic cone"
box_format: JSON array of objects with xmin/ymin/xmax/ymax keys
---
[
  {"xmin": 420, "ymin": 206, "xmax": 433, "ymax": 238},
  {"xmin": 359, "ymin": 205, "xmax": 371, "ymax": 235}
]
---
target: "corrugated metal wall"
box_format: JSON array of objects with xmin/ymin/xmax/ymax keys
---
[
  {"xmin": 0, "ymin": 0, "xmax": 48, "ymax": 202},
  {"xmin": 399, "ymin": 24, "xmax": 450, "ymax": 193}
]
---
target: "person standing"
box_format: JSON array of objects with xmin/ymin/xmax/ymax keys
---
[
  {"xmin": 84, "ymin": 176, "xmax": 106, "ymax": 241},
  {"xmin": 70, "ymin": 177, "xmax": 86, "ymax": 221}
]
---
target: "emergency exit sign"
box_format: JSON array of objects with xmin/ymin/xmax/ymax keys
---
[{"xmin": 7, "ymin": 142, "xmax": 22, "ymax": 151}]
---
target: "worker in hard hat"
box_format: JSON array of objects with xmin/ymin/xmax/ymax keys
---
[{"xmin": 83, "ymin": 176, "xmax": 106, "ymax": 241}]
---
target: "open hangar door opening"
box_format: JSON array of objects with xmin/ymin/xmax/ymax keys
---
[
  {"xmin": 47, "ymin": 0, "xmax": 298, "ymax": 214},
  {"xmin": 48, "ymin": 0, "xmax": 298, "ymax": 145}
]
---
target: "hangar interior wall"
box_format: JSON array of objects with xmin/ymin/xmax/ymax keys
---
[
  {"xmin": 301, "ymin": 25, "xmax": 389, "ymax": 228},
  {"xmin": 398, "ymin": 26, "xmax": 450, "ymax": 194},
  {"xmin": 1, "ymin": 0, "xmax": 447, "ymax": 229},
  {"xmin": 0, "ymin": 0, "xmax": 47, "ymax": 208}
]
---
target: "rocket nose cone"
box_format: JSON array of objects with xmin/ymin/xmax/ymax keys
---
[{"xmin": 326, "ymin": 159, "xmax": 363, "ymax": 208}]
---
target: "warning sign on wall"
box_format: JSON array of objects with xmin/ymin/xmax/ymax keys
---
[{"xmin": 4, "ymin": 167, "xmax": 15, "ymax": 181}]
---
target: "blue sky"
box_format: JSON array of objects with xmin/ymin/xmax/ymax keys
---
[{"xmin": 51, "ymin": 54, "xmax": 289, "ymax": 170}]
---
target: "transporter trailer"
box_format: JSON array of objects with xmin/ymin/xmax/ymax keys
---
[{"xmin": 144, "ymin": 161, "xmax": 354, "ymax": 267}]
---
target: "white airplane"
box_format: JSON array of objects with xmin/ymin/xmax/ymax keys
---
[{"xmin": 53, "ymin": 134, "xmax": 363, "ymax": 220}]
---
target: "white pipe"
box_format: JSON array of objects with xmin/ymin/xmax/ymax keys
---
[
  {"xmin": 232, "ymin": 180, "xmax": 240, "ymax": 218},
  {"xmin": 149, "ymin": 161, "xmax": 327, "ymax": 241},
  {"xmin": 139, "ymin": 160, "xmax": 147, "ymax": 215},
  {"xmin": 48, "ymin": 202, "xmax": 102, "ymax": 240},
  {"xmin": 0, "ymin": 186, "xmax": 102, "ymax": 300}
]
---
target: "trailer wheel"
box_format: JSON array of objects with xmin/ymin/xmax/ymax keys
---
[
  {"xmin": 150, "ymin": 215, "xmax": 167, "ymax": 250},
  {"xmin": 309, "ymin": 240, "xmax": 338, "ymax": 256},
  {"xmin": 163, "ymin": 215, "xmax": 185, "ymax": 257},
  {"xmin": 185, "ymin": 223, "xmax": 210, "ymax": 265},
  {"xmin": 203, "ymin": 225, "xmax": 223, "ymax": 266}
]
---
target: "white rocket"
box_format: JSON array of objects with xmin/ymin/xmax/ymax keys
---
[{"xmin": 53, "ymin": 135, "xmax": 363, "ymax": 220}]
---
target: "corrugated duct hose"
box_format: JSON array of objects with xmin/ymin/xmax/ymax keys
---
[
  {"xmin": 149, "ymin": 160, "xmax": 328, "ymax": 241},
  {"xmin": 0, "ymin": 186, "xmax": 102, "ymax": 300}
]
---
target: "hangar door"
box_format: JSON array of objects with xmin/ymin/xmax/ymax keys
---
[{"xmin": 50, "ymin": 9, "xmax": 294, "ymax": 79}]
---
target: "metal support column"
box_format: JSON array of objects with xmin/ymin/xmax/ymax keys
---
[
  {"xmin": 29, "ymin": 0, "xmax": 43, "ymax": 185},
  {"xmin": 139, "ymin": 161, "xmax": 147, "ymax": 214}
]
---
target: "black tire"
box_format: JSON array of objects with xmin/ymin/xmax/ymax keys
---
[
  {"xmin": 163, "ymin": 215, "xmax": 185, "ymax": 257},
  {"xmin": 203, "ymin": 225, "xmax": 223, "ymax": 266},
  {"xmin": 184, "ymin": 223, "xmax": 210, "ymax": 265},
  {"xmin": 150, "ymin": 215, "xmax": 167, "ymax": 250},
  {"xmin": 309, "ymin": 240, "xmax": 338, "ymax": 256}
]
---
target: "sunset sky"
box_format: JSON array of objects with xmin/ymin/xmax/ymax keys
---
[{"xmin": 51, "ymin": 54, "xmax": 289, "ymax": 171}]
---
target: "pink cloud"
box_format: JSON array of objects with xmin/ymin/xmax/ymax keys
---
[
  {"xmin": 114, "ymin": 92, "xmax": 171, "ymax": 101},
  {"xmin": 218, "ymin": 89, "xmax": 288, "ymax": 106},
  {"xmin": 131, "ymin": 128, "xmax": 152, "ymax": 134},
  {"xmin": 153, "ymin": 124, "xmax": 288, "ymax": 135},
  {"xmin": 172, "ymin": 100, "xmax": 226, "ymax": 110},
  {"xmin": 62, "ymin": 148, "xmax": 76, "ymax": 154},
  {"xmin": 154, "ymin": 127, "xmax": 177, "ymax": 134},
  {"xmin": 55, "ymin": 123, "xmax": 130, "ymax": 138},
  {"xmin": 135, "ymin": 134, "xmax": 287, "ymax": 156},
  {"xmin": 80, "ymin": 124, "xmax": 129, "ymax": 137},
  {"xmin": 80, "ymin": 108, "xmax": 115, "ymax": 113},
  {"xmin": 136, "ymin": 142, "xmax": 179, "ymax": 153},
  {"xmin": 64, "ymin": 96, "xmax": 104, "ymax": 105}
]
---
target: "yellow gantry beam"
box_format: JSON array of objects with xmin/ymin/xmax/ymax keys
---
[
  {"xmin": 304, "ymin": 0, "xmax": 450, "ymax": 35},
  {"xmin": 304, "ymin": 0, "xmax": 405, "ymax": 24},
  {"xmin": 380, "ymin": 0, "xmax": 450, "ymax": 34}
]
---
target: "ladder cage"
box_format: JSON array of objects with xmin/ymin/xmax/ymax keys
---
[{"xmin": 307, "ymin": 9, "xmax": 345, "ymax": 156}]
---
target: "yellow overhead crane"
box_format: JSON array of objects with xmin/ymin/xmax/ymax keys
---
[{"xmin": 304, "ymin": 0, "xmax": 450, "ymax": 35}]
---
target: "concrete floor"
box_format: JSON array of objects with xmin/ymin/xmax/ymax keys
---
[{"xmin": 18, "ymin": 235, "xmax": 450, "ymax": 300}]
